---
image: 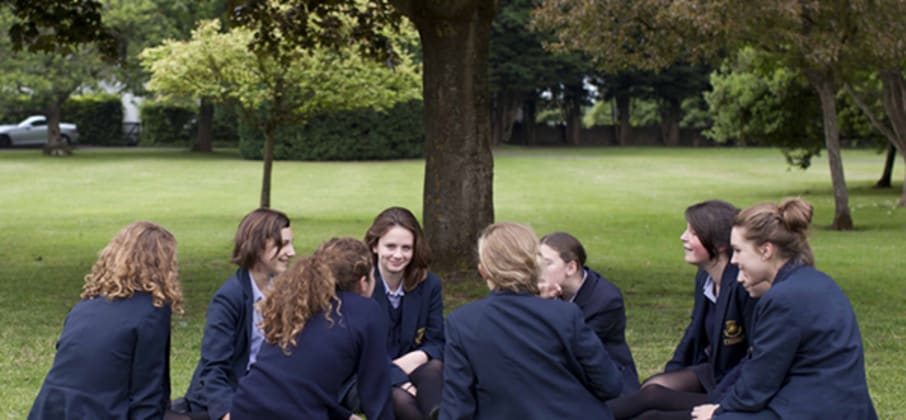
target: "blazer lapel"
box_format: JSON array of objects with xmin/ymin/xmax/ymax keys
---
[
  {"xmin": 400, "ymin": 285, "xmax": 420, "ymax": 351},
  {"xmin": 712, "ymin": 265, "xmax": 737, "ymax": 361}
]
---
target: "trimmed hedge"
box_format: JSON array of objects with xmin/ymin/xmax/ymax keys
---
[
  {"xmin": 62, "ymin": 94, "xmax": 124, "ymax": 145},
  {"xmin": 238, "ymin": 100, "xmax": 424, "ymax": 161},
  {"xmin": 139, "ymin": 101, "xmax": 196, "ymax": 146}
]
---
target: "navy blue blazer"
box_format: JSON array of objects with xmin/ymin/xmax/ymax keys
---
[
  {"xmin": 715, "ymin": 263, "xmax": 877, "ymax": 419},
  {"xmin": 185, "ymin": 269, "xmax": 255, "ymax": 420},
  {"xmin": 231, "ymin": 292, "xmax": 393, "ymax": 420},
  {"xmin": 440, "ymin": 290, "xmax": 623, "ymax": 420},
  {"xmin": 573, "ymin": 268, "xmax": 640, "ymax": 394},
  {"xmin": 666, "ymin": 264, "xmax": 756, "ymax": 383},
  {"xmin": 373, "ymin": 270, "xmax": 444, "ymax": 386},
  {"xmin": 29, "ymin": 292, "xmax": 171, "ymax": 420}
]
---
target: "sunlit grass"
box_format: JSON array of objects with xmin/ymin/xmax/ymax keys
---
[{"xmin": 1, "ymin": 146, "xmax": 903, "ymax": 418}]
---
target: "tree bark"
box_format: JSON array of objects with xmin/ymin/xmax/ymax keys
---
[
  {"xmin": 879, "ymin": 71, "xmax": 906, "ymax": 207},
  {"xmin": 260, "ymin": 127, "xmax": 274, "ymax": 208},
  {"xmin": 194, "ymin": 97, "xmax": 214, "ymax": 152},
  {"xmin": 564, "ymin": 96, "xmax": 582, "ymax": 145},
  {"xmin": 660, "ymin": 98, "xmax": 681, "ymax": 146},
  {"xmin": 404, "ymin": 1, "xmax": 497, "ymax": 279},
  {"xmin": 523, "ymin": 99, "xmax": 537, "ymax": 145},
  {"xmin": 876, "ymin": 144, "xmax": 895, "ymax": 188},
  {"xmin": 616, "ymin": 94, "xmax": 631, "ymax": 146},
  {"xmin": 807, "ymin": 71, "xmax": 853, "ymax": 230},
  {"xmin": 42, "ymin": 100, "xmax": 72, "ymax": 156}
]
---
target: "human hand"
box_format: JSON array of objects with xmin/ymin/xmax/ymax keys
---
[
  {"xmin": 691, "ymin": 403, "xmax": 718, "ymax": 420},
  {"xmin": 537, "ymin": 281, "xmax": 562, "ymax": 299}
]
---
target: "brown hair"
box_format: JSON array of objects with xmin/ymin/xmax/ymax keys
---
[
  {"xmin": 364, "ymin": 207, "xmax": 431, "ymax": 292},
  {"xmin": 81, "ymin": 221, "xmax": 183, "ymax": 313},
  {"xmin": 539, "ymin": 232, "xmax": 587, "ymax": 267},
  {"xmin": 478, "ymin": 222, "xmax": 541, "ymax": 295},
  {"xmin": 685, "ymin": 200, "xmax": 739, "ymax": 260},
  {"xmin": 259, "ymin": 237, "xmax": 373, "ymax": 352},
  {"xmin": 231, "ymin": 208, "xmax": 291, "ymax": 270},
  {"xmin": 734, "ymin": 197, "xmax": 815, "ymax": 266}
]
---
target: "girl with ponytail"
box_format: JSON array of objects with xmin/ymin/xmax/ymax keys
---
[
  {"xmin": 230, "ymin": 238, "xmax": 392, "ymax": 420},
  {"xmin": 692, "ymin": 198, "xmax": 877, "ymax": 420}
]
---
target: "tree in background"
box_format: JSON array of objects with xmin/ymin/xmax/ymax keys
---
[{"xmin": 141, "ymin": 20, "xmax": 421, "ymax": 208}]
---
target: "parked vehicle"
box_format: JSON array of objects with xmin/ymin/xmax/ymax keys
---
[{"xmin": 0, "ymin": 116, "xmax": 79, "ymax": 147}]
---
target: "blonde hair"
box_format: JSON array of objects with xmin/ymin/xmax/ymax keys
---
[
  {"xmin": 260, "ymin": 237, "xmax": 373, "ymax": 353},
  {"xmin": 734, "ymin": 197, "xmax": 815, "ymax": 266},
  {"xmin": 81, "ymin": 221, "xmax": 183, "ymax": 313},
  {"xmin": 478, "ymin": 222, "xmax": 541, "ymax": 294}
]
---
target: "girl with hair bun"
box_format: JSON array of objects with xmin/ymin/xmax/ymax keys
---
[
  {"xmin": 30, "ymin": 221, "xmax": 182, "ymax": 420},
  {"xmin": 692, "ymin": 198, "xmax": 877, "ymax": 420},
  {"xmin": 230, "ymin": 237, "xmax": 392, "ymax": 420},
  {"xmin": 440, "ymin": 222, "xmax": 623, "ymax": 420}
]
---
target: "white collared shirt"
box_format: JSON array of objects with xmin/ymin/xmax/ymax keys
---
[
  {"xmin": 702, "ymin": 274, "xmax": 718, "ymax": 304},
  {"xmin": 248, "ymin": 273, "xmax": 267, "ymax": 370},
  {"xmin": 382, "ymin": 275, "xmax": 406, "ymax": 309}
]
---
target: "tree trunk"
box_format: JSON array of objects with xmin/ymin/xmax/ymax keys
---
[
  {"xmin": 616, "ymin": 94, "xmax": 631, "ymax": 146},
  {"xmin": 523, "ymin": 99, "xmax": 537, "ymax": 145},
  {"xmin": 876, "ymin": 144, "xmax": 895, "ymax": 188},
  {"xmin": 879, "ymin": 71, "xmax": 906, "ymax": 207},
  {"xmin": 491, "ymin": 90, "xmax": 523, "ymax": 145},
  {"xmin": 660, "ymin": 98, "xmax": 681, "ymax": 146},
  {"xmin": 260, "ymin": 127, "xmax": 274, "ymax": 208},
  {"xmin": 406, "ymin": 2, "xmax": 497, "ymax": 279},
  {"xmin": 564, "ymin": 96, "xmax": 582, "ymax": 145},
  {"xmin": 194, "ymin": 97, "xmax": 214, "ymax": 152},
  {"xmin": 807, "ymin": 71, "xmax": 853, "ymax": 230},
  {"xmin": 42, "ymin": 100, "xmax": 72, "ymax": 156}
]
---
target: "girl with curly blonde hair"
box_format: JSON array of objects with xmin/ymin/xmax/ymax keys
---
[
  {"xmin": 30, "ymin": 221, "xmax": 182, "ymax": 420},
  {"xmin": 230, "ymin": 237, "xmax": 392, "ymax": 420}
]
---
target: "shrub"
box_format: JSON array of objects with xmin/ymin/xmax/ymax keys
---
[
  {"xmin": 238, "ymin": 100, "xmax": 424, "ymax": 161},
  {"xmin": 63, "ymin": 94, "xmax": 124, "ymax": 145},
  {"xmin": 139, "ymin": 101, "xmax": 196, "ymax": 146}
]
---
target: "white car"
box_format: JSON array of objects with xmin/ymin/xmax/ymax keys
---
[{"xmin": 0, "ymin": 116, "xmax": 79, "ymax": 147}]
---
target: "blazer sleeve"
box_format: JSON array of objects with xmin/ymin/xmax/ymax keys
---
[
  {"xmin": 419, "ymin": 275, "xmax": 445, "ymax": 361},
  {"xmin": 584, "ymin": 297, "xmax": 626, "ymax": 348},
  {"xmin": 439, "ymin": 316, "xmax": 477, "ymax": 420},
  {"xmin": 570, "ymin": 308, "xmax": 623, "ymax": 400},
  {"xmin": 716, "ymin": 296, "xmax": 799, "ymax": 414},
  {"xmin": 128, "ymin": 305, "xmax": 171, "ymax": 419},
  {"xmin": 197, "ymin": 289, "xmax": 246, "ymax": 420},
  {"xmin": 358, "ymin": 305, "xmax": 394, "ymax": 420},
  {"xmin": 665, "ymin": 275, "xmax": 705, "ymax": 372}
]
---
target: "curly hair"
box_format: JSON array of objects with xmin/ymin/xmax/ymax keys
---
[
  {"xmin": 81, "ymin": 221, "xmax": 183, "ymax": 313},
  {"xmin": 364, "ymin": 207, "xmax": 431, "ymax": 292},
  {"xmin": 478, "ymin": 222, "xmax": 541, "ymax": 295},
  {"xmin": 259, "ymin": 237, "xmax": 373, "ymax": 353}
]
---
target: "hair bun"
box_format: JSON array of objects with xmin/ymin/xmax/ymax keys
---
[{"xmin": 778, "ymin": 198, "xmax": 813, "ymax": 232}]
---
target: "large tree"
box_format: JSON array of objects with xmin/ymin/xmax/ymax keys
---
[
  {"xmin": 231, "ymin": 1, "xmax": 499, "ymax": 277},
  {"xmin": 535, "ymin": 0, "xmax": 872, "ymax": 229},
  {"xmin": 142, "ymin": 20, "xmax": 421, "ymax": 208}
]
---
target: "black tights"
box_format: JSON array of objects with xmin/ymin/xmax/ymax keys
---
[
  {"xmin": 393, "ymin": 359, "xmax": 443, "ymax": 420},
  {"xmin": 608, "ymin": 368, "xmax": 708, "ymax": 420}
]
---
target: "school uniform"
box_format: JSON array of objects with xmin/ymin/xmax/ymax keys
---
[
  {"xmin": 441, "ymin": 290, "xmax": 623, "ymax": 420},
  {"xmin": 714, "ymin": 263, "xmax": 877, "ymax": 420},
  {"xmin": 372, "ymin": 270, "xmax": 445, "ymax": 385},
  {"xmin": 666, "ymin": 264, "xmax": 756, "ymax": 386},
  {"xmin": 572, "ymin": 268, "xmax": 640, "ymax": 394},
  {"xmin": 29, "ymin": 292, "xmax": 172, "ymax": 420},
  {"xmin": 230, "ymin": 292, "xmax": 393, "ymax": 420},
  {"xmin": 183, "ymin": 269, "xmax": 255, "ymax": 420}
]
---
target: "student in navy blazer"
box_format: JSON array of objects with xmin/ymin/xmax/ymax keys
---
[
  {"xmin": 30, "ymin": 222, "xmax": 183, "ymax": 420},
  {"xmin": 692, "ymin": 198, "xmax": 877, "ymax": 420},
  {"xmin": 181, "ymin": 208, "xmax": 296, "ymax": 420},
  {"xmin": 538, "ymin": 232, "xmax": 640, "ymax": 394},
  {"xmin": 441, "ymin": 222, "xmax": 623, "ymax": 420},
  {"xmin": 359, "ymin": 207, "xmax": 443, "ymax": 420},
  {"xmin": 608, "ymin": 200, "xmax": 757, "ymax": 420},
  {"xmin": 231, "ymin": 238, "xmax": 393, "ymax": 420}
]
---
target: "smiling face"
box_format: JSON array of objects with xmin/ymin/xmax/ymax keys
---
[
  {"xmin": 730, "ymin": 227, "xmax": 773, "ymax": 297},
  {"xmin": 680, "ymin": 223, "xmax": 711, "ymax": 266},
  {"xmin": 373, "ymin": 225, "xmax": 414, "ymax": 278},
  {"xmin": 257, "ymin": 227, "xmax": 296, "ymax": 276}
]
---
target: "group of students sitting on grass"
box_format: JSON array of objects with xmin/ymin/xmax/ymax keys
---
[{"xmin": 28, "ymin": 199, "xmax": 877, "ymax": 420}]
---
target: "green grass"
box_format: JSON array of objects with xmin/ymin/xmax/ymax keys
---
[{"xmin": 1, "ymin": 146, "xmax": 904, "ymax": 418}]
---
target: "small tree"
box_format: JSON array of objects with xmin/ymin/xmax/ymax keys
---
[{"xmin": 141, "ymin": 20, "xmax": 421, "ymax": 207}]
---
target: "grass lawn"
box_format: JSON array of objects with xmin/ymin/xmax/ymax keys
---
[{"xmin": 1, "ymin": 146, "xmax": 904, "ymax": 418}]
